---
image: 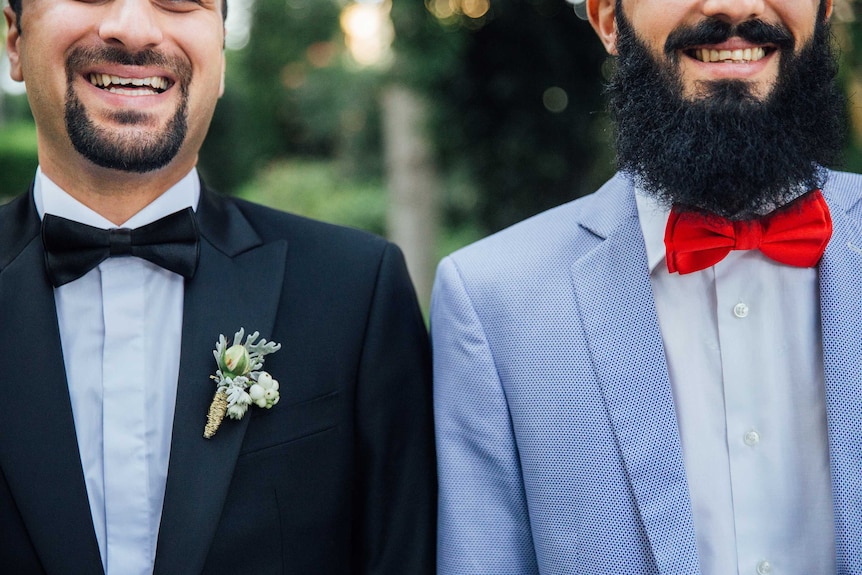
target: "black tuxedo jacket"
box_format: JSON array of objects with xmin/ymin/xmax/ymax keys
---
[{"xmin": 0, "ymin": 184, "xmax": 435, "ymax": 574}]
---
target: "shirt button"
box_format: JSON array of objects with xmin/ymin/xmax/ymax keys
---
[
  {"xmin": 744, "ymin": 430, "xmax": 760, "ymax": 446},
  {"xmin": 733, "ymin": 302, "xmax": 749, "ymax": 318},
  {"xmin": 757, "ymin": 560, "xmax": 773, "ymax": 575}
]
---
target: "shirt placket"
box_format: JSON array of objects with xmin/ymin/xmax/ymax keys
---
[{"xmin": 101, "ymin": 258, "xmax": 152, "ymax": 575}]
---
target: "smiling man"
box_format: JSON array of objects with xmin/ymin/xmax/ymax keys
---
[
  {"xmin": 432, "ymin": 0, "xmax": 861, "ymax": 573},
  {"xmin": 0, "ymin": 1, "xmax": 435, "ymax": 574}
]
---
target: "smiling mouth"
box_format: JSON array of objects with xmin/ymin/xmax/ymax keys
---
[
  {"xmin": 88, "ymin": 73, "xmax": 171, "ymax": 96},
  {"xmin": 686, "ymin": 46, "xmax": 771, "ymax": 64}
]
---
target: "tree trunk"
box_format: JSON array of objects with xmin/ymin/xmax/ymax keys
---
[{"xmin": 381, "ymin": 83, "xmax": 441, "ymax": 309}]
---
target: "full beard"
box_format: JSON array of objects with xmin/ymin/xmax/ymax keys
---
[
  {"xmin": 64, "ymin": 46, "xmax": 191, "ymax": 174},
  {"xmin": 606, "ymin": 3, "xmax": 846, "ymax": 220}
]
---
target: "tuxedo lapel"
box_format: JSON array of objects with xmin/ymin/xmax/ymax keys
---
[
  {"xmin": 154, "ymin": 189, "xmax": 287, "ymax": 574},
  {"xmin": 0, "ymin": 194, "xmax": 103, "ymax": 573},
  {"xmin": 569, "ymin": 176, "xmax": 700, "ymax": 575},
  {"xmin": 819, "ymin": 188, "xmax": 862, "ymax": 572}
]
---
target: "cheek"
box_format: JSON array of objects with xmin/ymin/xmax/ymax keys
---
[
  {"xmin": 18, "ymin": 53, "xmax": 63, "ymax": 106},
  {"xmin": 625, "ymin": 12, "xmax": 677, "ymax": 53},
  {"xmin": 177, "ymin": 31, "xmax": 224, "ymax": 86}
]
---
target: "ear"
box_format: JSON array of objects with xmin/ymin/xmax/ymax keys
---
[
  {"xmin": 4, "ymin": 5, "xmax": 24, "ymax": 82},
  {"xmin": 823, "ymin": 0, "xmax": 833, "ymax": 20},
  {"xmin": 587, "ymin": 0, "xmax": 618, "ymax": 55}
]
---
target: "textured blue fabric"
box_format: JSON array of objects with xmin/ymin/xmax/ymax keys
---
[{"xmin": 432, "ymin": 170, "xmax": 862, "ymax": 575}]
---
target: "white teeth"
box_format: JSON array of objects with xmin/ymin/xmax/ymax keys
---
[
  {"xmin": 88, "ymin": 74, "xmax": 169, "ymax": 91},
  {"xmin": 106, "ymin": 87, "xmax": 159, "ymax": 96},
  {"xmin": 694, "ymin": 46, "xmax": 768, "ymax": 63}
]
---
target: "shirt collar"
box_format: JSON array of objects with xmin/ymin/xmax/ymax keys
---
[
  {"xmin": 34, "ymin": 166, "xmax": 200, "ymax": 230},
  {"xmin": 634, "ymin": 187, "xmax": 671, "ymax": 275}
]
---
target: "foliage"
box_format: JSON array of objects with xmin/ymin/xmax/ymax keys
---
[
  {"xmin": 428, "ymin": 0, "xmax": 613, "ymax": 234},
  {"xmin": 836, "ymin": 4, "xmax": 862, "ymax": 174},
  {"xmin": 237, "ymin": 160, "xmax": 387, "ymax": 236},
  {"xmin": 238, "ymin": 158, "xmax": 484, "ymax": 268},
  {"xmin": 389, "ymin": 0, "xmax": 464, "ymax": 92},
  {"xmin": 241, "ymin": 0, "xmax": 342, "ymax": 159},
  {"xmin": 199, "ymin": 0, "xmax": 387, "ymax": 193},
  {"xmin": 198, "ymin": 50, "xmax": 260, "ymax": 194},
  {"xmin": 0, "ymin": 121, "xmax": 38, "ymax": 197}
]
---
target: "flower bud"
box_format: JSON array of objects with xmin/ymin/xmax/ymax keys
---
[{"xmin": 223, "ymin": 344, "xmax": 250, "ymax": 376}]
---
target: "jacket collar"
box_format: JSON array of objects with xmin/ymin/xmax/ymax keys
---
[
  {"xmin": 153, "ymin": 182, "xmax": 288, "ymax": 574},
  {"xmin": 570, "ymin": 172, "xmax": 701, "ymax": 575}
]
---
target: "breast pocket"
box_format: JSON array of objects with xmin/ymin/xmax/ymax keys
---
[{"xmin": 238, "ymin": 389, "xmax": 343, "ymax": 456}]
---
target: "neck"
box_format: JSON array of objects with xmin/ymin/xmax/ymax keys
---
[{"xmin": 38, "ymin": 154, "xmax": 197, "ymax": 226}]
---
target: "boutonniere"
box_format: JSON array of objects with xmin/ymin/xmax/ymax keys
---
[{"xmin": 204, "ymin": 328, "xmax": 282, "ymax": 439}]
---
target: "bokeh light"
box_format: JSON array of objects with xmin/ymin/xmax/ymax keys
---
[
  {"xmin": 542, "ymin": 86, "xmax": 569, "ymax": 113},
  {"xmin": 340, "ymin": 0, "xmax": 395, "ymax": 67},
  {"xmin": 426, "ymin": 0, "xmax": 490, "ymax": 22}
]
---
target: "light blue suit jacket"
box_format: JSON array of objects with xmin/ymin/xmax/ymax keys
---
[{"xmin": 431, "ymin": 171, "xmax": 862, "ymax": 574}]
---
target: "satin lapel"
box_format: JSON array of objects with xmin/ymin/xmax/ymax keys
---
[
  {"xmin": 154, "ymin": 190, "xmax": 287, "ymax": 574},
  {"xmin": 818, "ymin": 193, "xmax": 862, "ymax": 572},
  {"xmin": 570, "ymin": 182, "xmax": 700, "ymax": 575},
  {"xmin": 0, "ymin": 194, "xmax": 103, "ymax": 573}
]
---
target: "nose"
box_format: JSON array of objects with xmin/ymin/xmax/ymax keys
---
[
  {"xmin": 701, "ymin": 0, "xmax": 766, "ymax": 25},
  {"xmin": 98, "ymin": 0, "xmax": 164, "ymax": 51}
]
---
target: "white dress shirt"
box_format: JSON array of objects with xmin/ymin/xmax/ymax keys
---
[
  {"xmin": 636, "ymin": 191, "xmax": 835, "ymax": 575},
  {"xmin": 34, "ymin": 168, "xmax": 200, "ymax": 575}
]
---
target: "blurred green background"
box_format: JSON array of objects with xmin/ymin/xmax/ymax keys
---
[{"xmin": 2, "ymin": 0, "xmax": 862, "ymax": 307}]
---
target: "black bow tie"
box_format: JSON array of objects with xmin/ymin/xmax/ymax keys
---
[{"xmin": 41, "ymin": 207, "xmax": 200, "ymax": 287}]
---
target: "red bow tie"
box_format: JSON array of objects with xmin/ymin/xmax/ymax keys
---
[{"xmin": 664, "ymin": 190, "xmax": 832, "ymax": 274}]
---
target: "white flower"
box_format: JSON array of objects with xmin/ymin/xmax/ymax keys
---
[
  {"xmin": 227, "ymin": 403, "xmax": 248, "ymax": 420},
  {"xmin": 256, "ymin": 371, "xmax": 280, "ymax": 409},
  {"xmin": 249, "ymin": 384, "xmax": 267, "ymax": 408}
]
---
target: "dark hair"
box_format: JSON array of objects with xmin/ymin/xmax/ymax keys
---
[
  {"xmin": 8, "ymin": 0, "xmax": 21, "ymax": 25},
  {"xmin": 7, "ymin": 0, "xmax": 228, "ymax": 33}
]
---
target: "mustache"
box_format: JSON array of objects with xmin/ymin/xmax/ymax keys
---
[
  {"xmin": 65, "ymin": 46, "xmax": 192, "ymax": 85},
  {"xmin": 664, "ymin": 18, "xmax": 795, "ymax": 55}
]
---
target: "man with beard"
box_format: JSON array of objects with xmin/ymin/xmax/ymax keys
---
[
  {"xmin": 432, "ymin": 0, "xmax": 861, "ymax": 573},
  {"xmin": 0, "ymin": 0, "xmax": 435, "ymax": 574}
]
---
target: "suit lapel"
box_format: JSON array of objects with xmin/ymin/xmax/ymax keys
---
[
  {"xmin": 819, "ymin": 188, "xmax": 862, "ymax": 572},
  {"xmin": 0, "ymin": 193, "xmax": 103, "ymax": 574},
  {"xmin": 570, "ymin": 176, "xmax": 700, "ymax": 575},
  {"xmin": 154, "ymin": 188, "xmax": 287, "ymax": 574}
]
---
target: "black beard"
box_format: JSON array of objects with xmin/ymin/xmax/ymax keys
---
[
  {"xmin": 64, "ymin": 47, "xmax": 191, "ymax": 174},
  {"xmin": 607, "ymin": 4, "xmax": 846, "ymax": 220}
]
